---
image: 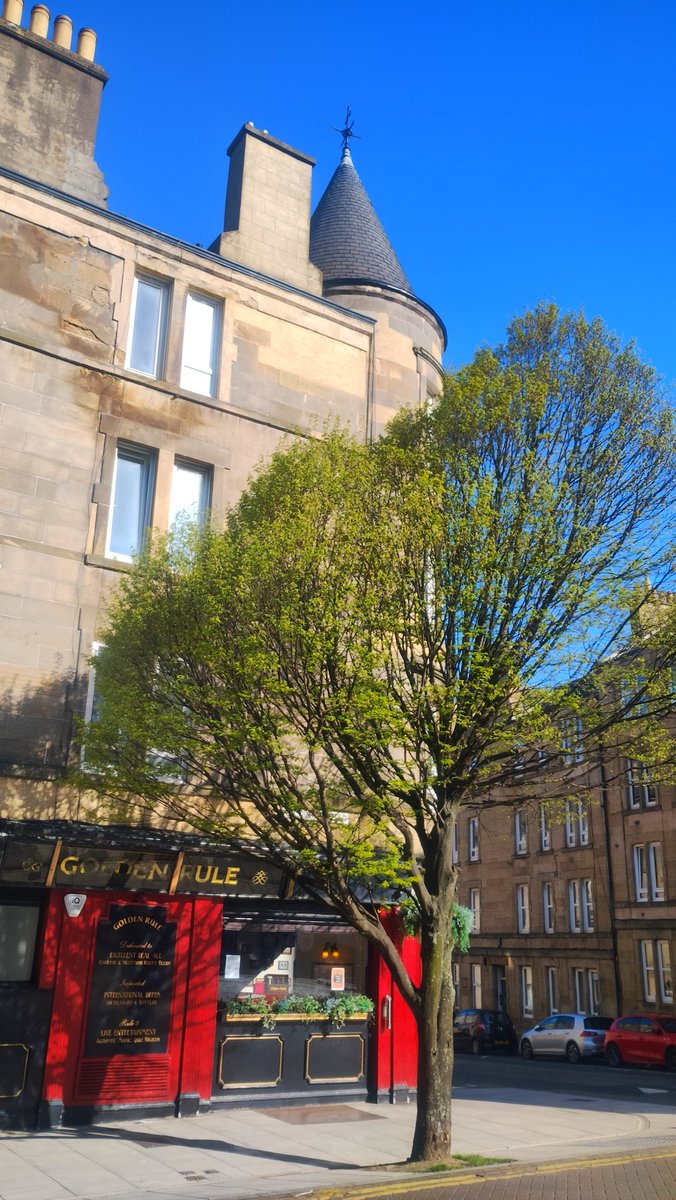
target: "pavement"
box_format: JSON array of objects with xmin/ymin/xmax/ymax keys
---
[{"xmin": 1, "ymin": 1087, "xmax": 675, "ymax": 1200}]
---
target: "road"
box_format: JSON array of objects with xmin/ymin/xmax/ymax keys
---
[
  {"xmin": 314, "ymin": 1149, "xmax": 676, "ymax": 1200},
  {"xmin": 452, "ymin": 1045, "xmax": 676, "ymax": 1107}
]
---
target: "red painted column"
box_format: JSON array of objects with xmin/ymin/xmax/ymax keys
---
[
  {"xmin": 175, "ymin": 897, "xmax": 222, "ymax": 1113},
  {"xmin": 368, "ymin": 912, "xmax": 421, "ymax": 1101}
]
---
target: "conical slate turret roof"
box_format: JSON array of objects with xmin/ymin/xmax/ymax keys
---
[{"xmin": 310, "ymin": 147, "xmax": 411, "ymax": 292}]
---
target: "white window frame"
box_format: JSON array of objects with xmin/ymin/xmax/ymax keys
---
[
  {"xmin": 546, "ymin": 965, "xmax": 558, "ymax": 1013},
  {"xmin": 516, "ymin": 883, "xmax": 530, "ymax": 933},
  {"xmin": 471, "ymin": 962, "xmax": 482, "ymax": 1008},
  {"xmin": 515, "ymin": 809, "xmax": 527, "ymax": 855},
  {"xmin": 564, "ymin": 799, "xmax": 576, "ymax": 848},
  {"xmin": 469, "ymin": 887, "xmax": 481, "ymax": 933},
  {"xmin": 180, "ymin": 291, "xmax": 222, "ymax": 397},
  {"xmin": 633, "ymin": 844, "xmax": 648, "ymax": 902},
  {"xmin": 169, "ymin": 458, "xmax": 212, "ymax": 530},
  {"xmin": 83, "ymin": 640, "xmax": 105, "ymax": 727},
  {"xmin": 626, "ymin": 759, "xmax": 657, "ymax": 810},
  {"xmin": 521, "ymin": 965, "xmax": 533, "ymax": 1017},
  {"xmin": 648, "ymin": 842, "xmax": 665, "ymax": 902},
  {"xmin": 127, "ymin": 273, "xmax": 170, "ymax": 378},
  {"xmin": 587, "ymin": 969, "xmax": 600, "ymax": 1015},
  {"xmin": 578, "ymin": 801, "xmax": 589, "ymax": 846},
  {"xmin": 562, "ymin": 716, "xmax": 584, "ymax": 764},
  {"xmin": 641, "ymin": 940, "xmax": 657, "ymax": 1003},
  {"xmin": 542, "ymin": 881, "xmax": 555, "ymax": 934},
  {"xmin": 105, "ymin": 442, "xmax": 156, "ymax": 563},
  {"xmin": 452, "ymin": 821, "xmax": 459, "ymax": 865},
  {"xmin": 564, "ymin": 798, "xmax": 588, "ymax": 848},
  {"xmin": 539, "ymin": 803, "xmax": 551, "ymax": 851},
  {"xmin": 468, "ymin": 816, "xmax": 479, "ymax": 862},
  {"xmin": 568, "ymin": 879, "xmax": 582, "ymax": 933},
  {"xmin": 581, "ymin": 878, "xmax": 595, "ymax": 931},
  {"xmin": 657, "ymin": 941, "xmax": 673, "ymax": 1005},
  {"xmin": 573, "ymin": 966, "xmax": 586, "ymax": 1012}
]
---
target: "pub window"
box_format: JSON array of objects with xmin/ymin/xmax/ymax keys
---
[
  {"xmin": 0, "ymin": 903, "xmax": 41, "ymax": 983},
  {"xmin": 217, "ymin": 923, "xmax": 367, "ymax": 1005}
]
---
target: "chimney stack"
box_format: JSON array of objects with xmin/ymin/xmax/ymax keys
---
[
  {"xmin": 0, "ymin": 3, "xmax": 108, "ymax": 204},
  {"xmin": 211, "ymin": 124, "xmax": 322, "ymax": 294}
]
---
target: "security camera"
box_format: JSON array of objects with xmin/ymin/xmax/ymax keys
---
[{"xmin": 64, "ymin": 893, "xmax": 87, "ymax": 917}]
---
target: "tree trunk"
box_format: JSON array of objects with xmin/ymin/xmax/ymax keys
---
[{"xmin": 409, "ymin": 913, "xmax": 456, "ymax": 1162}]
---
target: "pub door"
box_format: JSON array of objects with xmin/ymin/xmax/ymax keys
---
[{"xmin": 41, "ymin": 890, "xmax": 220, "ymax": 1124}]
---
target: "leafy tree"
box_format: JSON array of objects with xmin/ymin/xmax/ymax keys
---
[{"xmin": 80, "ymin": 306, "xmax": 674, "ymax": 1161}]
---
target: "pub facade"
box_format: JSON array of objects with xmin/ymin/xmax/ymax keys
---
[{"xmin": 0, "ymin": 820, "xmax": 420, "ymax": 1128}]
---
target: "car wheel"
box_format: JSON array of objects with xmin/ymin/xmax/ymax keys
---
[
  {"xmin": 665, "ymin": 1047, "xmax": 676, "ymax": 1072},
  {"xmin": 606, "ymin": 1043, "xmax": 622, "ymax": 1068},
  {"xmin": 471, "ymin": 1037, "xmax": 482, "ymax": 1056},
  {"xmin": 565, "ymin": 1041, "xmax": 581, "ymax": 1064},
  {"xmin": 520, "ymin": 1039, "xmax": 534, "ymax": 1060}
]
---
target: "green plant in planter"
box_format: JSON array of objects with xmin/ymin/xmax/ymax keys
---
[
  {"xmin": 220, "ymin": 996, "xmax": 277, "ymax": 1030},
  {"xmin": 324, "ymin": 993, "xmax": 374, "ymax": 1028},
  {"xmin": 276, "ymin": 994, "xmax": 323, "ymax": 1016}
]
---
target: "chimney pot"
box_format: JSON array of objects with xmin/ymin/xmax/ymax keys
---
[
  {"xmin": 53, "ymin": 12, "xmax": 72, "ymax": 48},
  {"xmin": 76, "ymin": 25, "xmax": 96, "ymax": 59},
  {"xmin": 29, "ymin": 2, "xmax": 49, "ymax": 36},
  {"xmin": 2, "ymin": 0, "xmax": 24, "ymax": 24}
]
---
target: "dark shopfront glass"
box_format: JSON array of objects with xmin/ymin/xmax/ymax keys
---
[
  {"xmin": 0, "ymin": 902, "xmax": 41, "ymax": 983},
  {"xmin": 218, "ymin": 922, "xmax": 367, "ymax": 1002}
]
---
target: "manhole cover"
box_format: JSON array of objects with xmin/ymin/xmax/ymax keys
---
[{"xmin": 267, "ymin": 1104, "xmax": 385, "ymax": 1125}]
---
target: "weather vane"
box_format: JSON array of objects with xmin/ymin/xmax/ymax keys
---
[{"xmin": 332, "ymin": 106, "xmax": 361, "ymax": 152}]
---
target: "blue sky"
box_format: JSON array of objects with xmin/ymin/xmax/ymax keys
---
[{"xmin": 52, "ymin": 1, "xmax": 676, "ymax": 382}]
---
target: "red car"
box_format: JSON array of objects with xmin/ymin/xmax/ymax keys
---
[{"xmin": 604, "ymin": 1014, "xmax": 676, "ymax": 1070}]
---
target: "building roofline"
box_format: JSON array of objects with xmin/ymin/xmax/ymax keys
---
[{"xmin": 0, "ymin": 165, "xmax": 376, "ymax": 327}]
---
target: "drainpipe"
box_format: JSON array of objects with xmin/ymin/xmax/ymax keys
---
[{"xmin": 598, "ymin": 741, "xmax": 623, "ymax": 1015}]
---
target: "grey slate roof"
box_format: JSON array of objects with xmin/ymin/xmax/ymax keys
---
[{"xmin": 310, "ymin": 147, "xmax": 412, "ymax": 292}]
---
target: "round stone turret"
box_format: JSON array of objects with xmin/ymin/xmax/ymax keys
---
[{"xmin": 311, "ymin": 145, "xmax": 446, "ymax": 434}]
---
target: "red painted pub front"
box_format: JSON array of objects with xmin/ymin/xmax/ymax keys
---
[{"xmin": 0, "ymin": 823, "xmax": 419, "ymax": 1128}]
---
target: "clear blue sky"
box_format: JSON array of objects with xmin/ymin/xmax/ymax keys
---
[{"xmin": 60, "ymin": 1, "xmax": 676, "ymax": 382}]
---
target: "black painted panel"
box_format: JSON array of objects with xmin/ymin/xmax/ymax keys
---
[
  {"xmin": 306, "ymin": 1032, "xmax": 364, "ymax": 1083},
  {"xmin": 217, "ymin": 1035, "xmax": 283, "ymax": 1089},
  {"xmin": 0, "ymin": 989, "xmax": 53, "ymax": 1129},
  {"xmin": 213, "ymin": 1018, "xmax": 369, "ymax": 1103}
]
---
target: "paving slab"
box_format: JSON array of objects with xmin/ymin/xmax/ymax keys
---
[{"xmin": 0, "ymin": 1089, "xmax": 674, "ymax": 1200}]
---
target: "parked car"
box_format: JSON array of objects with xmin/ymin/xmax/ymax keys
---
[
  {"xmin": 520, "ymin": 1013, "xmax": 614, "ymax": 1063},
  {"xmin": 453, "ymin": 1009, "xmax": 518, "ymax": 1055},
  {"xmin": 604, "ymin": 1014, "xmax": 676, "ymax": 1070}
]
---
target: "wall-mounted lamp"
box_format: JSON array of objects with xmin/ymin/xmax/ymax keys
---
[{"xmin": 321, "ymin": 942, "xmax": 340, "ymax": 959}]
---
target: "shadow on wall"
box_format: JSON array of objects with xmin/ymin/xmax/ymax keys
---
[{"xmin": 0, "ymin": 668, "xmax": 81, "ymax": 776}]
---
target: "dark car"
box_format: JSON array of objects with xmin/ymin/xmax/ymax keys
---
[
  {"xmin": 604, "ymin": 1014, "xmax": 676, "ymax": 1070},
  {"xmin": 453, "ymin": 1009, "xmax": 518, "ymax": 1055}
]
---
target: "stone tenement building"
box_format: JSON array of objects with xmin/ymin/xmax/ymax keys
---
[
  {"xmin": 0, "ymin": 2, "xmax": 442, "ymax": 1126},
  {"xmin": 454, "ymin": 714, "xmax": 675, "ymax": 1033},
  {"xmin": 0, "ymin": 0, "xmax": 672, "ymax": 1131}
]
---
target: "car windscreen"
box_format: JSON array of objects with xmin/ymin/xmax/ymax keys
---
[
  {"xmin": 658, "ymin": 1018, "xmax": 676, "ymax": 1033},
  {"xmin": 583, "ymin": 1017, "xmax": 613, "ymax": 1030}
]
